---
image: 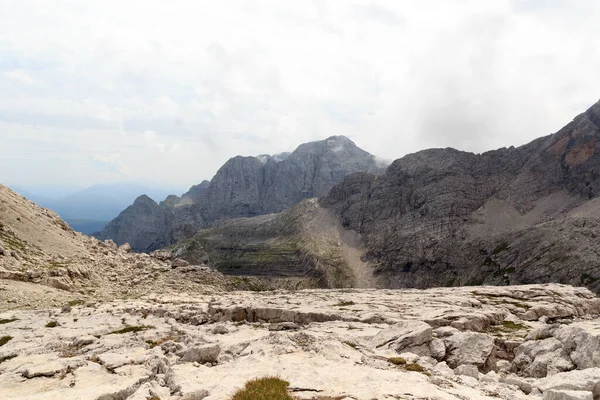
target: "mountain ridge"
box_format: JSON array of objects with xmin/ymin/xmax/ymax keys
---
[{"xmin": 94, "ymin": 135, "xmax": 386, "ymax": 252}]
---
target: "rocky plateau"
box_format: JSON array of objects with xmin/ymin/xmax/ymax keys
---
[{"xmin": 3, "ymin": 284, "xmax": 600, "ymax": 399}]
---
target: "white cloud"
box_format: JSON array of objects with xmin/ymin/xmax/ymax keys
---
[
  {"xmin": 0, "ymin": 0, "xmax": 599, "ymax": 188},
  {"xmin": 3, "ymin": 69, "xmax": 34, "ymax": 84}
]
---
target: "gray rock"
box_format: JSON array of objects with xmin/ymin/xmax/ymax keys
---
[
  {"xmin": 543, "ymin": 390, "xmax": 593, "ymax": 400},
  {"xmin": 369, "ymin": 320, "xmax": 432, "ymax": 352},
  {"xmin": 211, "ymin": 325, "xmax": 230, "ymax": 334},
  {"xmin": 180, "ymin": 390, "xmax": 210, "ymax": 400},
  {"xmin": 268, "ymin": 322, "xmax": 301, "ymax": 331},
  {"xmin": 501, "ymin": 375, "xmax": 533, "ymax": 394},
  {"xmin": 538, "ymin": 368, "xmax": 600, "ymax": 392},
  {"xmin": 454, "ymin": 364, "xmax": 479, "ymax": 379},
  {"xmin": 429, "ymin": 338, "xmax": 446, "ymax": 361},
  {"xmin": 443, "ymin": 331, "xmax": 494, "ymax": 368},
  {"xmin": 181, "ymin": 344, "xmax": 221, "ymax": 364},
  {"xmin": 119, "ymin": 243, "xmax": 131, "ymax": 253}
]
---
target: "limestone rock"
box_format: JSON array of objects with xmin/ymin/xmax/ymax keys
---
[
  {"xmin": 181, "ymin": 344, "xmax": 221, "ymax": 364},
  {"xmin": 454, "ymin": 364, "xmax": 480, "ymax": 379},
  {"xmin": 543, "ymin": 390, "xmax": 593, "ymax": 400},
  {"xmin": 538, "ymin": 368, "xmax": 600, "ymax": 392},
  {"xmin": 369, "ymin": 320, "xmax": 432, "ymax": 352},
  {"xmin": 444, "ymin": 331, "xmax": 494, "ymax": 368}
]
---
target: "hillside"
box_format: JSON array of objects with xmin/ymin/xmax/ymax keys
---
[
  {"xmin": 95, "ymin": 135, "xmax": 386, "ymax": 252},
  {"xmin": 0, "ymin": 185, "xmax": 233, "ymax": 309}
]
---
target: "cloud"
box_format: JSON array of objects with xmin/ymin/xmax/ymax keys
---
[
  {"xmin": 3, "ymin": 69, "xmax": 34, "ymax": 84},
  {"xmin": 0, "ymin": 0, "xmax": 599, "ymax": 188}
]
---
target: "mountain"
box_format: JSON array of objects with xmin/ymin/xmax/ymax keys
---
[
  {"xmin": 317, "ymin": 99, "xmax": 600, "ymax": 292},
  {"xmin": 95, "ymin": 135, "xmax": 386, "ymax": 252},
  {"xmin": 8, "ymin": 183, "xmax": 181, "ymax": 234}
]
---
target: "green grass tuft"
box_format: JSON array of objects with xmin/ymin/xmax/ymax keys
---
[
  {"xmin": 231, "ymin": 376, "xmax": 292, "ymax": 400},
  {"xmin": 405, "ymin": 363, "xmax": 430, "ymax": 376},
  {"xmin": 501, "ymin": 321, "xmax": 526, "ymax": 330},
  {"xmin": 388, "ymin": 357, "xmax": 406, "ymax": 365}
]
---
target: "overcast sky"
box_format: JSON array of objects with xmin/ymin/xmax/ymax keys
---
[{"xmin": 1, "ymin": 0, "xmax": 599, "ymax": 189}]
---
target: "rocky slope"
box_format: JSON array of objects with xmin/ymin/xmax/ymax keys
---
[
  {"xmin": 0, "ymin": 185, "xmax": 256, "ymax": 310},
  {"xmin": 3, "ymin": 284, "xmax": 600, "ymax": 399},
  {"xmin": 95, "ymin": 135, "xmax": 385, "ymax": 252},
  {"xmin": 320, "ymin": 99, "xmax": 600, "ymax": 293}
]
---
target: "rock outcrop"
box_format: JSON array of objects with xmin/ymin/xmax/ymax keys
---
[
  {"xmin": 320, "ymin": 99, "xmax": 600, "ymax": 293},
  {"xmin": 95, "ymin": 135, "xmax": 385, "ymax": 252}
]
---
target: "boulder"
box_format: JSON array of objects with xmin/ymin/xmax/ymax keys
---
[
  {"xmin": 433, "ymin": 361, "xmax": 454, "ymax": 377},
  {"xmin": 443, "ymin": 331, "xmax": 494, "ymax": 368},
  {"xmin": 501, "ymin": 375, "xmax": 533, "ymax": 394},
  {"xmin": 512, "ymin": 337, "xmax": 574, "ymax": 378},
  {"xmin": 429, "ymin": 338, "xmax": 446, "ymax": 361},
  {"xmin": 454, "ymin": 364, "xmax": 479, "ymax": 379},
  {"xmin": 211, "ymin": 325, "xmax": 230, "ymax": 334},
  {"xmin": 538, "ymin": 368, "xmax": 600, "ymax": 392},
  {"xmin": 553, "ymin": 326, "xmax": 600, "ymax": 369},
  {"xmin": 369, "ymin": 321, "xmax": 432, "ymax": 352},
  {"xmin": 181, "ymin": 344, "xmax": 221, "ymax": 364},
  {"xmin": 542, "ymin": 390, "xmax": 593, "ymax": 400}
]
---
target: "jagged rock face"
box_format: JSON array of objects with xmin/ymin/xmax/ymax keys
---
[
  {"xmin": 321, "ymin": 100, "xmax": 600, "ymax": 292},
  {"xmin": 198, "ymin": 135, "xmax": 383, "ymax": 220},
  {"xmin": 96, "ymin": 135, "xmax": 384, "ymax": 252}
]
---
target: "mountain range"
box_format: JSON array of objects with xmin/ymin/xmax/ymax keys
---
[
  {"xmin": 167, "ymin": 99, "xmax": 600, "ymax": 294},
  {"xmin": 5, "ymin": 100, "xmax": 600, "ymax": 295},
  {"xmin": 94, "ymin": 135, "xmax": 386, "ymax": 252}
]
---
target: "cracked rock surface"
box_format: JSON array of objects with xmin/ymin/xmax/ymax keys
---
[{"xmin": 2, "ymin": 284, "xmax": 600, "ymax": 399}]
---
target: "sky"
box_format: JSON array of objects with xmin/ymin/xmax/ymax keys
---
[{"xmin": 1, "ymin": 0, "xmax": 599, "ymax": 189}]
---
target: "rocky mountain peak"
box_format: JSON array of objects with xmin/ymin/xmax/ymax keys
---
[{"xmin": 132, "ymin": 194, "xmax": 157, "ymax": 207}]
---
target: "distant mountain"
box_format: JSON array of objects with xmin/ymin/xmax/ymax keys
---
[
  {"xmin": 8, "ymin": 183, "xmax": 183, "ymax": 234},
  {"xmin": 95, "ymin": 135, "xmax": 387, "ymax": 252}
]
